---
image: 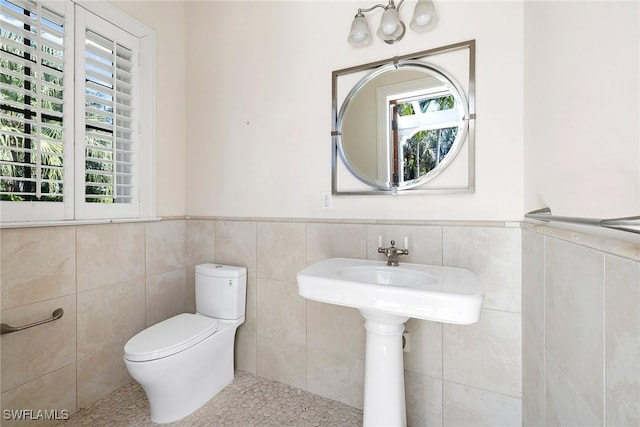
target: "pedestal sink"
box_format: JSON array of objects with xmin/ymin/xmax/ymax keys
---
[{"xmin": 296, "ymin": 258, "xmax": 483, "ymax": 427}]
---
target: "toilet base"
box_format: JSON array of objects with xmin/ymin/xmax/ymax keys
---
[{"xmin": 124, "ymin": 317, "xmax": 242, "ymax": 424}]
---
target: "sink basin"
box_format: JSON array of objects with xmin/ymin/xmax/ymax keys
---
[
  {"xmin": 297, "ymin": 258, "xmax": 483, "ymax": 325},
  {"xmin": 297, "ymin": 257, "xmax": 484, "ymax": 426}
]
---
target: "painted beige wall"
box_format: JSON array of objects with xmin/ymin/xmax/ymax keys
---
[
  {"xmin": 524, "ymin": 1, "xmax": 640, "ymax": 219},
  {"xmin": 110, "ymin": 0, "xmax": 188, "ymax": 217},
  {"xmin": 102, "ymin": 0, "xmax": 640, "ymax": 223},
  {"xmin": 185, "ymin": 1, "xmax": 524, "ymax": 220}
]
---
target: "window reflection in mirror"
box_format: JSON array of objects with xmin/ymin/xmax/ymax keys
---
[{"xmin": 391, "ymin": 92, "xmax": 458, "ymax": 186}]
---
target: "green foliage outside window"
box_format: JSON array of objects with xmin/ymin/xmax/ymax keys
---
[
  {"xmin": 1, "ymin": 19, "xmax": 117, "ymax": 203},
  {"xmin": 1, "ymin": 30, "xmax": 65, "ymax": 202},
  {"xmin": 396, "ymin": 95, "xmax": 458, "ymax": 181}
]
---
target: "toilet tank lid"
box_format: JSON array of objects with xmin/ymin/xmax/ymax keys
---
[{"xmin": 196, "ymin": 263, "xmax": 247, "ymax": 278}]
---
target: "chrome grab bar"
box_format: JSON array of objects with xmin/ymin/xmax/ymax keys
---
[
  {"xmin": 1, "ymin": 308, "xmax": 64, "ymax": 335},
  {"xmin": 525, "ymin": 207, "xmax": 640, "ymax": 235}
]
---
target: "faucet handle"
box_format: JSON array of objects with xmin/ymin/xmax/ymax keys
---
[{"xmin": 390, "ymin": 240, "xmax": 396, "ymax": 247}]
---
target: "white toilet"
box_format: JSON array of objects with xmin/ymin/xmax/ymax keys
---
[{"xmin": 124, "ymin": 263, "xmax": 246, "ymax": 424}]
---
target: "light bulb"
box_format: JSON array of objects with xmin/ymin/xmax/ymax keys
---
[
  {"xmin": 382, "ymin": 22, "xmax": 397, "ymax": 35},
  {"xmin": 415, "ymin": 14, "xmax": 431, "ymax": 27},
  {"xmin": 351, "ymin": 29, "xmax": 366, "ymax": 42},
  {"xmin": 376, "ymin": 7, "xmax": 405, "ymax": 43},
  {"xmin": 379, "ymin": 8, "xmax": 399, "ymax": 35}
]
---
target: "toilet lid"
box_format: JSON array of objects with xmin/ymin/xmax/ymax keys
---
[{"xmin": 124, "ymin": 313, "xmax": 220, "ymax": 362}]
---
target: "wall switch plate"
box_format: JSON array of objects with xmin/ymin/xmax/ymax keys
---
[{"xmin": 321, "ymin": 192, "xmax": 333, "ymax": 210}]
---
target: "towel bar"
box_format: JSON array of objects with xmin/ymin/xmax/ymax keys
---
[
  {"xmin": 525, "ymin": 207, "xmax": 640, "ymax": 235},
  {"xmin": 1, "ymin": 308, "xmax": 64, "ymax": 335}
]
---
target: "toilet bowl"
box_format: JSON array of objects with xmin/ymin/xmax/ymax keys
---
[{"xmin": 124, "ymin": 264, "xmax": 246, "ymax": 424}]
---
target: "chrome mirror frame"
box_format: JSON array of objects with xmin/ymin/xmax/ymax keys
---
[{"xmin": 331, "ymin": 39, "xmax": 476, "ymax": 195}]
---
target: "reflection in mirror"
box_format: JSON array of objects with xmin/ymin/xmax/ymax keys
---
[
  {"xmin": 393, "ymin": 91, "xmax": 457, "ymax": 183},
  {"xmin": 332, "ymin": 40, "xmax": 475, "ymax": 195}
]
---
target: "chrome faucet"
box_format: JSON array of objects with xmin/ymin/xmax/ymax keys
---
[{"xmin": 378, "ymin": 239, "xmax": 409, "ymax": 266}]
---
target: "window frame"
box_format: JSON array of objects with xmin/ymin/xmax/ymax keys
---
[{"xmin": 0, "ymin": 0, "xmax": 155, "ymax": 224}]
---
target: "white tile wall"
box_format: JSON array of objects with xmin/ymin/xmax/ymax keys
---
[
  {"xmin": 604, "ymin": 255, "xmax": 640, "ymax": 426},
  {"xmin": 443, "ymin": 309, "xmax": 522, "ymax": 398},
  {"xmin": 219, "ymin": 221, "xmax": 523, "ymax": 423},
  {"xmin": 443, "ymin": 381, "xmax": 522, "ymax": 426},
  {"xmin": 7, "ymin": 218, "xmax": 637, "ymax": 426},
  {"xmin": 522, "ymin": 228, "xmax": 640, "ymax": 426},
  {"xmin": 522, "ymin": 230, "xmax": 545, "ymax": 426},
  {"xmin": 1, "ymin": 220, "xmax": 187, "ymax": 426},
  {"xmin": 545, "ymin": 238, "xmax": 604, "ymax": 419}
]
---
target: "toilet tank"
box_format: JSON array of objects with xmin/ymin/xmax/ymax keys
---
[{"xmin": 195, "ymin": 263, "xmax": 247, "ymax": 320}]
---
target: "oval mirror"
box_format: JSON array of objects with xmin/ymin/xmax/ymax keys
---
[
  {"xmin": 331, "ymin": 40, "xmax": 475, "ymax": 195},
  {"xmin": 337, "ymin": 60, "xmax": 469, "ymax": 190}
]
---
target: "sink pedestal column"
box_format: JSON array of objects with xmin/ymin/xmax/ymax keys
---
[{"xmin": 359, "ymin": 309, "xmax": 410, "ymax": 427}]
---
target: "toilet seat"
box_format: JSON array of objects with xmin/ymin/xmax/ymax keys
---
[{"xmin": 125, "ymin": 313, "xmax": 220, "ymax": 362}]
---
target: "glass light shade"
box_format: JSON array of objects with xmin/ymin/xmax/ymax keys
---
[
  {"xmin": 376, "ymin": 7, "xmax": 404, "ymax": 42},
  {"xmin": 348, "ymin": 15, "xmax": 372, "ymax": 47},
  {"xmin": 410, "ymin": 0, "xmax": 438, "ymax": 32},
  {"xmin": 378, "ymin": 7, "xmax": 400, "ymax": 36}
]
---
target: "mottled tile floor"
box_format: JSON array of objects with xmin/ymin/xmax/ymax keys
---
[{"xmin": 55, "ymin": 371, "xmax": 362, "ymax": 426}]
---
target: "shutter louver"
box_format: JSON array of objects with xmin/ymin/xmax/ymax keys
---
[
  {"xmin": 83, "ymin": 28, "xmax": 135, "ymax": 204},
  {"xmin": 1, "ymin": 0, "xmax": 65, "ymax": 202}
]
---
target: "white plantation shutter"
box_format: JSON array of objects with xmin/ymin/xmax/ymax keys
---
[
  {"xmin": 75, "ymin": 8, "xmax": 140, "ymax": 219},
  {"xmin": 0, "ymin": 0, "xmax": 153, "ymax": 224},
  {"xmin": 0, "ymin": 0, "xmax": 72, "ymax": 221}
]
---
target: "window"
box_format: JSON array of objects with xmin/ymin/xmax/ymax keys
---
[
  {"xmin": 0, "ymin": 0, "xmax": 154, "ymax": 223},
  {"xmin": 392, "ymin": 92, "xmax": 458, "ymax": 183}
]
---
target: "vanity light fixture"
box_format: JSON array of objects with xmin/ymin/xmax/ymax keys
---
[{"xmin": 348, "ymin": 0, "xmax": 438, "ymax": 47}]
